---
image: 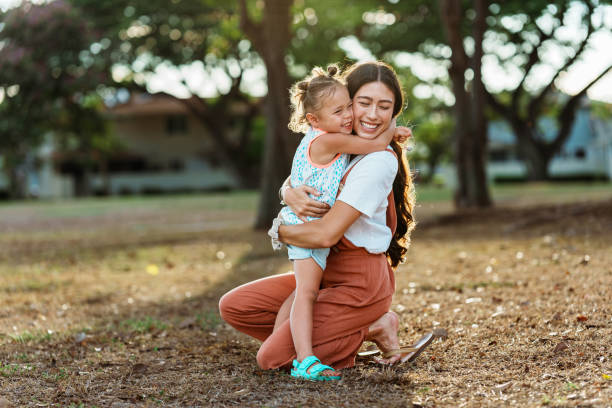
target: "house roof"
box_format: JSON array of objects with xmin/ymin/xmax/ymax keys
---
[{"xmin": 106, "ymin": 93, "xmax": 190, "ymax": 117}]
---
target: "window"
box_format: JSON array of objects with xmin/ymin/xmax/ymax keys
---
[
  {"xmin": 575, "ymin": 148, "xmax": 586, "ymax": 159},
  {"xmin": 166, "ymin": 115, "xmax": 188, "ymax": 135},
  {"xmin": 489, "ymin": 149, "xmax": 509, "ymax": 162}
]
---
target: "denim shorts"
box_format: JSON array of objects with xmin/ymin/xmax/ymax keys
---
[{"xmin": 287, "ymin": 245, "xmax": 329, "ymax": 271}]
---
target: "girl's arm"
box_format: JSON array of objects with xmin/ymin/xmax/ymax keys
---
[
  {"xmin": 278, "ymin": 200, "xmax": 362, "ymax": 248},
  {"xmin": 310, "ymin": 124, "xmax": 395, "ymax": 164}
]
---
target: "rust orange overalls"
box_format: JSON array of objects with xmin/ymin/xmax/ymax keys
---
[{"xmin": 219, "ymin": 150, "xmax": 397, "ymax": 370}]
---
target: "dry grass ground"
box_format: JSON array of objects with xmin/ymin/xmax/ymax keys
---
[{"xmin": 0, "ymin": 189, "xmax": 611, "ymax": 407}]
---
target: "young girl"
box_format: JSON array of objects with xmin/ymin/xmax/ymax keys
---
[{"xmin": 269, "ymin": 65, "xmax": 411, "ymax": 381}]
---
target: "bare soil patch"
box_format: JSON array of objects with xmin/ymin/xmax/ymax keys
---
[{"xmin": 0, "ymin": 196, "xmax": 611, "ymax": 407}]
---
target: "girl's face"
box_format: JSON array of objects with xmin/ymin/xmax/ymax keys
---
[
  {"xmin": 308, "ymin": 85, "xmax": 353, "ymax": 134},
  {"xmin": 351, "ymin": 81, "xmax": 395, "ymax": 139}
]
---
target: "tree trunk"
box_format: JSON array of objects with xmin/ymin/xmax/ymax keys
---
[
  {"xmin": 100, "ymin": 156, "xmax": 111, "ymax": 196},
  {"xmin": 470, "ymin": 0, "xmax": 491, "ymax": 206},
  {"xmin": 451, "ymin": 71, "xmax": 473, "ymax": 208},
  {"xmin": 73, "ymin": 168, "xmax": 92, "ymax": 197},
  {"xmin": 240, "ymin": 0, "xmax": 297, "ymax": 229},
  {"xmin": 3, "ymin": 151, "xmax": 28, "ymax": 199},
  {"xmin": 512, "ymin": 124, "xmax": 551, "ymax": 180},
  {"xmin": 440, "ymin": 0, "xmax": 492, "ymax": 209},
  {"xmin": 8, "ymin": 164, "xmax": 28, "ymax": 199}
]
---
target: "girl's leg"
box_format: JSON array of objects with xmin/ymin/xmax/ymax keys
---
[
  {"xmin": 291, "ymin": 258, "xmax": 323, "ymax": 362},
  {"xmin": 274, "ymin": 290, "xmax": 295, "ymax": 332}
]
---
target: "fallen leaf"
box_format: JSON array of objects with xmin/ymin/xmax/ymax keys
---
[
  {"xmin": 603, "ymin": 374, "xmax": 611, "ymax": 380},
  {"xmin": 178, "ymin": 317, "xmax": 197, "ymax": 329},
  {"xmin": 131, "ymin": 363, "xmax": 147, "ymax": 375},
  {"xmin": 576, "ymin": 315, "xmax": 588, "ymax": 322},
  {"xmin": 432, "ymin": 328, "xmax": 448, "ymax": 339},
  {"xmin": 146, "ymin": 264, "xmax": 159, "ymax": 276},
  {"xmin": 553, "ymin": 341, "xmax": 569, "ymax": 353},
  {"xmin": 233, "ymin": 388, "xmax": 249, "ymax": 396},
  {"xmin": 495, "ymin": 381, "xmax": 513, "ymax": 392},
  {"xmin": 74, "ymin": 332, "xmax": 87, "ymax": 344}
]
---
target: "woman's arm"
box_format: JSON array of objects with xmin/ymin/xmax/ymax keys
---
[{"xmin": 278, "ymin": 200, "xmax": 362, "ymax": 248}]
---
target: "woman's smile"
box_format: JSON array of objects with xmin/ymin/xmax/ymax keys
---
[{"xmin": 360, "ymin": 121, "xmax": 379, "ymax": 130}]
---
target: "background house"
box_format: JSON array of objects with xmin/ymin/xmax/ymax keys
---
[
  {"xmin": 487, "ymin": 105, "xmax": 612, "ymax": 181},
  {"xmin": 89, "ymin": 93, "xmax": 239, "ymax": 195},
  {"xmin": 0, "ymin": 93, "xmax": 240, "ymax": 198},
  {"xmin": 427, "ymin": 102, "xmax": 612, "ymax": 188}
]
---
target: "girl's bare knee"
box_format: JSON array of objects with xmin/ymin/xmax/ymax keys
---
[{"xmin": 295, "ymin": 287, "xmax": 319, "ymax": 304}]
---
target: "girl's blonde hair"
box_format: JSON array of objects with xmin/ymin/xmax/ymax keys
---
[{"xmin": 288, "ymin": 65, "xmax": 344, "ymax": 133}]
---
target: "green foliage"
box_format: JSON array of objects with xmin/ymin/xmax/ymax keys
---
[
  {"xmin": 590, "ymin": 101, "xmax": 612, "ymax": 120},
  {"xmin": 68, "ymin": 0, "xmax": 254, "ymax": 88},
  {"xmin": 0, "ymin": 363, "xmax": 21, "ymax": 377},
  {"xmin": 8, "ymin": 330, "xmax": 53, "ymax": 344},
  {"xmin": 0, "ymin": 1, "xmax": 109, "ymax": 197},
  {"xmin": 198, "ymin": 310, "xmax": 222, "ymax": 331},
  {"xmin": 121, "ymin": 316, "xmax": 168, "ymax": 333},
  {"xmin": 42, "ymin": 367, "xmax": 69, "ymax": 382}
]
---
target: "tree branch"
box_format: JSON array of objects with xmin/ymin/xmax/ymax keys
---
[
  {"xmin": 552, "ymin": 63, "xmax": 612, "ymax": 152},
  {"xmin": 512, "ymin": 3, "xmax": 567, "ymax": 113},
  {"xmin": 528, "ymin": 1, "xmax": 595, "ymax": 123},
  {"xmin": 484, "ymin": 87, "xmax": 512, "ymax": 120},
  {"xmin": 238, "ymin": 0, "xmax": 263, "ymax": 54},
  {"xmin": 439, "ymin": 0, "xmax": 469, "ymax": 70}
]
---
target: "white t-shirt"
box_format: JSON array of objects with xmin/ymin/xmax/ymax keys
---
[{"xmin": 337, "ymin": 149, "xmax": 398, "ymax": 253}]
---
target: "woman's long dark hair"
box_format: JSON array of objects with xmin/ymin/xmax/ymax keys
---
[{"xmin": 343, "ymin": 61, "xmax": 416, "ymax": 268}]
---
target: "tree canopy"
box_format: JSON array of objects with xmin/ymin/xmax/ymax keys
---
[{"xmin": 0, "ymin": 0, "xmax": 107, "ymax": 197}]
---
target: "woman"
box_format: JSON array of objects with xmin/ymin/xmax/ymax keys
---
[{"xmin": 219, "ymin": 61, "xmax": 425, "ymax": 373}]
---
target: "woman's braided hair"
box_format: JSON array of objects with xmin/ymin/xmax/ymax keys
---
[{"xmin": 288, "ymin": 65, "xmax": 344, "ymax": 133}]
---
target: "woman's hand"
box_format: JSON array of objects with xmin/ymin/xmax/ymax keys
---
[{"xmin": 283, "ymin": 185, "xmax": 330, "ymax": 221}]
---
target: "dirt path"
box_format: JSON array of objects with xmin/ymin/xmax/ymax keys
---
[{"xmin": 0, "ymin": 197, "xmax": 611, "ymax": 407}]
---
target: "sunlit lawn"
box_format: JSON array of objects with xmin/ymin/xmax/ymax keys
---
[{"xmin": 0, "ymin": 181, "xmax": 609, "ymax": 218}]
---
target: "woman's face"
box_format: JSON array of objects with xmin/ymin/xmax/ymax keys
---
[{"xmin": 351, "ymin": 81, "xmax": 395, "ymax": 139}]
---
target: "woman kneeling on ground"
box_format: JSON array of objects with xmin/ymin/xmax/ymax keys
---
[{"xmin": 219, "ymin": 61, "xmax": 431, "ymax": 379}]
